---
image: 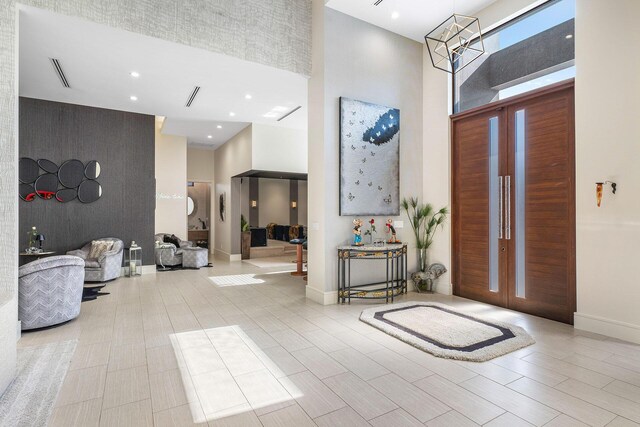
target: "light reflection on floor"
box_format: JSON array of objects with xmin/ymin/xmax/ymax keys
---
[
  {"xmin": 208, "ymin": 274, "xmax": 265, "ymax": 287},
  {"xmin": 170, "ymin": 325, "xmax": 303, "ymax": 423}
]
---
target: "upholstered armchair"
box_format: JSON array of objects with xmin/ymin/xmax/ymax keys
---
[
  {"xmin": 154, "ymin": 233, "xmax": 192, "ymax": 267},
  {"xmin": 19, "ymin": 255, "xmax": 85, "ymax": 330},
  {"xmin": 67, "ymin": 238, "xmax": 124, "ymax": 282}
]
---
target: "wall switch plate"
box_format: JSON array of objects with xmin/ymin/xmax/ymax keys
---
[{"xmin": 394, "ymin": 220, "xmax": 404, "ymax": 228}]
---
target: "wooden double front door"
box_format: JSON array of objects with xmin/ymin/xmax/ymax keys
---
[{"xmin": 452, "ymin": 81, "xmax": 576, "ymax": 324}]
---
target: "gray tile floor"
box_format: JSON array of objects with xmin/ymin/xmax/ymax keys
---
[{"xmin": 18, "ymin": 257, "xmax": 640, "ymax": 427}]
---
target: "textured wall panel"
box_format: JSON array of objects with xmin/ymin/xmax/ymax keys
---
[
  {"xmin": 24, "ymin": 0, "xmax": 311, "ymax": 75},
  {"xmin": 19, "ymin": 97, "xmax": 156, "ymax": 264}
]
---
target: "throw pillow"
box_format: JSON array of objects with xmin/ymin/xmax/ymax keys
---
[
  {"xmin": 163, "ymin": 234, "xmax": 181, "ymax": 248},
  {"xmin": 88, "ymin": 240, "xmax": 113, "ymax": 259}
]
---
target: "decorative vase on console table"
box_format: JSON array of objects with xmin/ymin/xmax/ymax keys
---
[{"xmin": 364, "ymin": 218, "xmax": 376, "ymax": 245}]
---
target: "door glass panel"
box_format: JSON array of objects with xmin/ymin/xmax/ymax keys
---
[
  {"xmin": 488, "ymin": 116, "xmax": 500, "ymax": 292},
  {"xmin": 515, "ymin": 109, "xmax": 526, "ymax": 298}
]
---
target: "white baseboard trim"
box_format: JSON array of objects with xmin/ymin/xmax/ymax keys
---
[
  {"xmin": 574, "ymin": 312, "xmax": 640, "ymax": 344},
  {"xmin": 305, "ymin": 287, "xmax": 338, "ymax": 305},
  {"xmin": 213, "ymin": 249, "xmax": 242, "ymax": 262}
]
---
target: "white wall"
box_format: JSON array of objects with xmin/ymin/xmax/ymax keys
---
[
  {"xmin": 258, "ymin": 178, "xmax": 291, "ymax": 226},
  {"xmin": 213, "ymin": 125, "xmax": 252, "ymax": 259},
  {"xmin": 307, "ymin": 4, "xmax": 424, "ymax": 304},
  {"xmin": 155, "ymin": 123, "xmax": 188, "ymax": 240},
  {"xmin": 574, "ymin": 0, "xmax": 640, "ymax": 343},
  {"xmin": 251, "ymin": 124, "xmax": 308, "ymax": 174},
  {"xmin": 187, "ymin": 147, "xmax": 214, "ymax": 182},
  {"xmin": 422, "ymin": 50, "xmax": 452, "ymax": 294},
  {"xmin": 297, "ymin": 180, "xmax": 308, "ymax": 226}
]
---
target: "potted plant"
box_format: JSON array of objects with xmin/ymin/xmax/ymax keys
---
[
  {"xmin": 241, "ymin": 215, "xmax": 251, "ymax": 260},
  {"xmin": 401, "ymin": 197, "xmax": 449, "ymax": 292}
]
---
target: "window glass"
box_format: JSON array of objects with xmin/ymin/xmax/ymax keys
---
[{"xmin": 453, "ymin": 0, "xmax": 575, "ymax": 113}]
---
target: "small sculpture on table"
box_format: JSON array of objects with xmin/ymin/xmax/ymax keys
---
[
  {"xmin": 385, "ymin": 219, "xmax": 401, "ymax": 243},
  {"xmin": 352, "ymin": 219, "xmax": 364, "ymax": 246}
]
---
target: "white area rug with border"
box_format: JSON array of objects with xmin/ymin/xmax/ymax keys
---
[{"xmin": 360, "ymin": 301, "xmax": 535, "ymax": 362}]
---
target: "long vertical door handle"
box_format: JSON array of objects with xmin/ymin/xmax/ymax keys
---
[
  {"xmin": 498, "ymin": 176, "xmax": 503, "ymax": 239},
  {"xmin": 505, "ymin": 175, "xmax": 511, "ymax": 240}
]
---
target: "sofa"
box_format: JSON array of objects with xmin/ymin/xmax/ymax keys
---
[
  {"xmin": 154, "ymin": 233, "xmax": 193, "ymax": 267},
  {"xmin": 265, "ymin": 223, "xmax": 306, "ymax": 242},
  {"xmin": 18, "ymin": 255, "xmax": 85, "ymax": 330},
  {"xmin": 67, "ymin": 238, "xmax": 124, "ymax": 282}
]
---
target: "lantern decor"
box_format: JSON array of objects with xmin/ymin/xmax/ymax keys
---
[
  {"xmin": 126, "ymin": 242, "xmax": 142, "ymax": 277},
  {"xmin": 595, "ymin": 182, "xmax": 604, "ymax": 207},
  {"xmin": 595, "ymin": 181, "xmax": 617, "ymax": 207},
  {"xmin": 424, "ymin": 14, "xmax": 484, "ymax": 74}
]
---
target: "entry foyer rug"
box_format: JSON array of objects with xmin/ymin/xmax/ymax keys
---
[{"xmin": 360, "ymin": 302, "xmax": 534, "ymax": 362}]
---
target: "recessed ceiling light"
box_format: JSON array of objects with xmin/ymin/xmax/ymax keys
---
[
  {"xmin": 217, "ymin": 125, "xmax": 222, "ymax": 129},
  {"xmin": 229, "ymin": 112, "xmax": 236, "ymax": 117},
  {"xmin": 207, "ymin": 135, "xmax": 213, "ymax": 139},
  {"xmin": 130, "ymin": 71, "xmax": 140, "ymax": 78},
  {"xmin": 391, "ymin": 11, "xmax": 399, "ymax": 19},
  {"xmin": 245, "ymin": 94, "xmax": 252, "ymax": 100},
  {"xmin": 565, "ymin": 34, "xmax": 573, "ymax": 39},
  {"xmin": 130, "ymin": 95, "xmax": 138, "ymax": 101}
]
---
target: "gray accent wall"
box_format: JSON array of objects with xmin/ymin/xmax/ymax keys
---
[
  {"xmin": 249, "ymin": 177, "xmax": 259, "ymax": 227},
  {"xmin": 19, "ymin": 97, "xmax": 155, "ymax": 264}
]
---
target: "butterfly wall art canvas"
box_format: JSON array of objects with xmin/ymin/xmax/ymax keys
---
[{"xmin": 339, "ymin": 97, "xmax": 400, "ymax": 215}]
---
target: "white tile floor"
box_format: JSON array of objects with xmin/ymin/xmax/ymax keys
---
[{"xmin": 18, "ymin": 257, "xmax": 640, "ymax": 427}]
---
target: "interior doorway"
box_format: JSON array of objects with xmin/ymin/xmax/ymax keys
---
[
  {"xmin": 187, "ymin": 181, "xmax": 211, "ymax": 248},
  {"xmin": 452, "ymin": 80, "xmax": 576, "ymax": 324}
]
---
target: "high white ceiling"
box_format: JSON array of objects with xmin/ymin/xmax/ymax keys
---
[
  {"xmin": 326, "ymin": 0, "xmax": 499, "ymax": 42},
  {"xmin": 18, "ymin": 5, "xmax": 307, "ymax": 149}
]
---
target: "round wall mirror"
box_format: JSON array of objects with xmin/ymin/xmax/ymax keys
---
[
  {"xmin": 56, "ymin": 188, "xmax": 77, "ymax": 203},
  {"xmin": 78, "ymin": 180, "xmax": 102, "ymax": 203},
  {"xmin": 19, "ymin": 183, "xmax": 36, "ymax": 202},
  {"xmin": 37, "ymin": 159, "xmax": 58, "ymax": 174},
  {"xmin": 34, "ymin": 173, "xmax": 58, "ymax": 199},
  {"xmin": 187, "ymin": 196, "xmax": 196, "ymax": 216},
  {"xmin": 58, "ymin": 159, "xmax": 85, "ymax": 188},
  {"xmin": 85, "ymin": 160, "xmax": 101, "ymax": 179},
  {"xmin": 19, "ymin": 157, "xmax": 39, "ymax": 184}
]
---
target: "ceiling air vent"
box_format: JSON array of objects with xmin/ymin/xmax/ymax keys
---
[
  {"xmin": 277, "ymin": 106, "xmax": 302, "ymax": 122},
  {"xmin": 49, "ymin": 58, "xmax": 70, "ymax": 88},
  {"xmin": 185, "ymin": 86, "xmax": 201, "ymax": 107}
]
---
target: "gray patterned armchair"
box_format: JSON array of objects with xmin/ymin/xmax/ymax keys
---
[
  {"xmin": 67, "ymin": 238, "xmax": 124, "ymax": 282},
  {"xmin": 154, "ymin": 233, "xmax": 192, "ymax": 267},
  {"xmin": 19, "ymin": 255, "xmax": 85, "ymax": 330}
]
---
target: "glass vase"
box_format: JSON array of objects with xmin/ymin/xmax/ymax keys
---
[{"xmin": 418, "ymin": 247, "xmax": 428, "ymax": 272}]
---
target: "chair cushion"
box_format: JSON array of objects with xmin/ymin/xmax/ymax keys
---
[
  {"xmin": 84, "ymin": 259, "xmax": 101, "ymax": 268},
  {"xmin": 88, "ymin": 240, "xmax": 113, "ymax": 259}
]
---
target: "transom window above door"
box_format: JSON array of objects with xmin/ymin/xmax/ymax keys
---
[{"xmin": 453, "ymin": 0, "xmax": 575, "ymax": 113}]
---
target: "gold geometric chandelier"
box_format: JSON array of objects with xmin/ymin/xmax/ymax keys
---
[{"xmin": 424, "ymin": 14, "xmax": 485, "ymax": 74}]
